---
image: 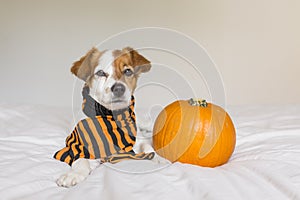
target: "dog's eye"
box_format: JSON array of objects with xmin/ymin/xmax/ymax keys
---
[
  {"xmin": 95, "ymin": 70, "xmax": 107, "ymax": 77},
  {"xmin": 123, "ymin": 69, "xmax": 133, "ymax": 76}
]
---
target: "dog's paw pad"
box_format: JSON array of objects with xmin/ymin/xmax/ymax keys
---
[{"xmin": 56, "ymin": 171, "xmax": 87, "ymax": 187}]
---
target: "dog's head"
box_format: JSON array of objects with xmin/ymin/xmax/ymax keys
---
[{"xmin": 71, "ymin": 47, "xmax": 151, "ymax": 110}]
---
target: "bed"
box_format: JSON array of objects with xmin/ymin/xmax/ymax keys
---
[{"xmin": 0, "ymin": 103, "xmax": 300, "ymax": 200}]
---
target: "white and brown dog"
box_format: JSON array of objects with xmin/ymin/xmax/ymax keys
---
[{"xmin": 56, "ymin": 47, "xmax": 162, "ymax": 187}]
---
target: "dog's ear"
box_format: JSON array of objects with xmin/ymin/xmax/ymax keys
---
[
  {"xmin": 70, "ymin": 47, "xmax": 102, "ymax": 81},
  {"xmin": 122, "ymin": 47, "xmax": 151, "ymax": 74}
]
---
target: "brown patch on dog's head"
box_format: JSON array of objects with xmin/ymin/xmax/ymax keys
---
[
  {"xmin": 70, "ymin": 47, "xmax": 102, "ymax": 81},
  {"xmin": 112, "ymin": 47, "xmax": 151, "ymax": 93},
  {"xmin": 122, "ymin": 47, "xmax": 151, "ymax": 73}
]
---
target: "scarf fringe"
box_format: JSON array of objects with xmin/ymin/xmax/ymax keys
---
[{"xmin": 100, "ymin": 152, "xmax": 155, "ymax": 164}]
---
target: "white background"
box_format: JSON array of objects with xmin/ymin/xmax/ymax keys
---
[{"xmin": 0, "ymin": 0, "xmax": 299, "ymax": 107}]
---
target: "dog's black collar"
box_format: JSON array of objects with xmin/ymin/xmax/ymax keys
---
[{"xmin": 82, "ymin": 85, "xmax": 134, "ymax": 118}]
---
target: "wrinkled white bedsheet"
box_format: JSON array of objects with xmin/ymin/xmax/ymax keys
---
[{"xmin": 0, "ymin": 104, "xmax": 300, "ymax": 200}]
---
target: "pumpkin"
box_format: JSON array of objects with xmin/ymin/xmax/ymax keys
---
[{"xmin": 152, "ymin": 99, "xmax": 236, "ymax": 167}]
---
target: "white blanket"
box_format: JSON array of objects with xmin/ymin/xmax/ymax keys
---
[{"xmin": 0, "ymin": 104, "xmax": 300, "ymax": 200}]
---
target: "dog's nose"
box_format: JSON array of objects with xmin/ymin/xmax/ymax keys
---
[{"xmin": 111, "ymin": 83, "xmax": 125, "ymax": 97}]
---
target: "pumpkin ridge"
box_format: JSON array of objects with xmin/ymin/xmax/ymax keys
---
[
  {"xmin": 153, "ymin": 102, "xmax": 182, "ymax": 157},
  {"xmin": 161, "ymin": 102, "xmax": 185, "ymax": 161}
]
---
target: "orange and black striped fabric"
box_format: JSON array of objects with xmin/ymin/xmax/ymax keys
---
[{"xmin": 54, "ymin": 86, "xmax": 154, "ymax": 165}]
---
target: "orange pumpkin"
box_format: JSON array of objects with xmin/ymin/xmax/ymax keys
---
[{"xmin": 153, "ymin": 99, "xmax": 236, "ymax": 167}]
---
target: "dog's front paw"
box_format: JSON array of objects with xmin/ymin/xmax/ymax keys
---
[
  {"xmin": 56, "ymin": 170, "xmax": 88, "ymax": 187},
  {"xmin": 152, "ymin": 153, "xmax": 171, "ymax": 165}
]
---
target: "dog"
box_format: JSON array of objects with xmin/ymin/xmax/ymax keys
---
[{"xmin": 56, "ymin": 47, "xmax": 163, "ymax": 187}]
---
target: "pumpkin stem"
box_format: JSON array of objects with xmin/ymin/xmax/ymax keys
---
[{"xmin": 188, "ymin": 98, "xmax": 208, "ymax": 107}]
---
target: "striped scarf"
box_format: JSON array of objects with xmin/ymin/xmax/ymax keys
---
[{"xmin": 54, "ymin": 86, "xmax": 154, "ymax": 165}]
